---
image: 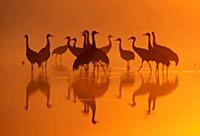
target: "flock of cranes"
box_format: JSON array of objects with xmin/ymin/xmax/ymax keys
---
[{"xmin": 24, "ymin": 30, "xmax": 179, "ymax": 73}]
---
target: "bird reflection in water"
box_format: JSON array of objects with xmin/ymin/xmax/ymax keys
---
[
  {"xmin": 147, "ymin": 74, "xmax": 178, "ymax": 114},
  {"xmin": 130, "ymin": 74, "xmax": 151, "ymax": 107},
  {"xmin": 25, "ymin": 73, "xmax": 51, "ymax": 110},
  {"xmin": 68, "ymin": 72, "xmax": 110, "ymax": 124},
  {"xmin": 130, "ymin": 73, "xmax": 178, "ymax": 114},
  {"xmin": 118, "ymin": 71, "xmax": 135, "ymax": 99}
]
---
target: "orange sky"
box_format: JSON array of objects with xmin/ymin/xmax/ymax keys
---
[{"xmin": 0, "ymin": 0, "xmax": 200, "ymax": 69}]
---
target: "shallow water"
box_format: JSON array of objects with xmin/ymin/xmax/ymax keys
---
[{"xmin": 0, "ymin": 64, "xmax": 200, "ymax": 136}]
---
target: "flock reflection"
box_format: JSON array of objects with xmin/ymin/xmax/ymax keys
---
[
  {"xmin": 24, "ymin": 69, "xmax": 179, "ymax": 124},
  {"xmin": 131, "ymin": 74, "xmax": 178, "ymax": 114}
]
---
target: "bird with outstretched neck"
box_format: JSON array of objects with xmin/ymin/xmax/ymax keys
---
[
  {"xmin": 24, "ymin": 34, "xmax": 39, "ymax": 71},
  {"xmin": 115, "ymin": 38, "xmax": 135, "ymax": 70},
  {"xmin": 67, "ymin": 36, "xmax": 84, "ymax": 57},
  {"xmin": 152, "ymin": 32, "xmax": 179, "ymax": 66},
  {"xmin": 100, "ymin": 35, "xmax": 113, "ymax": 54},
  {"xmin": 73, "ymin": 31, "xmax": 109, "ymax": 71},
  {"xmin": 52, "ymin": 37, "xmax": 68, "ymax": 65},
  {"xmin": 128, "ymin": 36, "xmax": 153, "ymax": 72},
  {"xmin": 38, "ymin": 34, "xmax": 53, "ymax": 71}
]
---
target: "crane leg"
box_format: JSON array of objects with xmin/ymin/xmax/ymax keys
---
[
  {"xmin": 152, "ymin": 99, "xmax": 156, "ymax": 110},
  {"xmin": 162, "ymin": 64, "xmax": 164, "ymax": 81},
  {"xmin": 55, "ymin": 55, "xmax": 58, "ymax": 65},
  {"xmin": 138, "ymin": 60, "xmax": 144, "ymax": 72},
  {"xmin": 31, "ymin": 64, "xmax": 33, "ymax": 71},
  {"xmin": 155, "ymin": 63, "xmax": 159, "ymax": 76},
  {"xmin": 166, "ymin": 66, "xmax": 169, "ymax": 79},
  {"xmin": 60, "ymin": 55, "xmax": 62, "ymax": 65},
  {"xmin": 99, "ymin": 62, "xmax": 105, "ymax": 73},
  {"xmin": 147, "ymin": 61, "xmax": 152, "ymax": 72}
]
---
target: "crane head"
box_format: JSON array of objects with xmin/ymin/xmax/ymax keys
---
[
  {"xmin": 114, "ymin": 38, "xmax": 121, "ymax": 42},
  {"xmin": 143, "ymin": 32, "xmax": 151, "ymax": 36},
  {"xmin": 108, "ymin": 35, "xmax": 114, "ymax": 38},
  {"xmin": 71, "ymin": 37, "xmax": 77, "ymax": 41},
  {"xmin": 92, "ymin": 31, "xmax": 99, "ymax": 35},
  {"xmin": 64, "ymin": 36, "xmax": 70, "ymax": 40},
  {"xmin": 81, "ymin": 30, "xmax": 89, "ymax": 34},
  {"xmin": 24, "ymin": 34, "xmax": 28, "ymax": 38},
  {"xmin": 128, "ymin": 36, "xmax": 136, "ymax": 40},
  {"xmin": 47, "ymin": 33, "xmax": 53, "ymax": 38}
]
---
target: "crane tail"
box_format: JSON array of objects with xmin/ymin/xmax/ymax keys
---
[{"xmin": 73, "ymin": 58, "xmax": 80, "ymax": 71}]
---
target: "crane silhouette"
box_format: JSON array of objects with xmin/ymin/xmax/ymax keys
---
[
  {"xmin": 24, "ymin": 34, "xmax": 39, "ymax": 71},
  {"xmin": 143, "ymin": 32, "xmax": 170, "ymax": 74},
  {"xmin": 73, "ymin": 31, "xmax": 109, "ymax": 71},
  {"xmin": 128, "ymin": 36, "xmax": 154, "ymax": 72},
  {"xmin": 38, "ymin": 34, "xmax": 53, "ymax": 71},
  {"xmin": 115, "ymin": 38, "xmax": 135, "ymax": 70},
  {"xmin": 100, "ymin": 35, "xmax": 113, "ymax": 54},
  {"xmin": 152, "ymin": 32, "xmax": 179, "ymax": 66},
  {"xmin": 52, "ymin": 37, "xmax": 68, "ymax": 65},
  {"xmin": 67, "ymin": 36, "xmax": 84, "ymax": 57}
]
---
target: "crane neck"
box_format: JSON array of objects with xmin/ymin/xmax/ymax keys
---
[
  {"xmin": 147, "ymin": 35, "xmax": 153, "ymax": 50},
  {"xmin": 118, "ymin": 40, "xmax": 122, "ymax": 51},
  {"xmin": 86, "ymin": 32, "xmax": 91, "ymax": 48},
  {"xmin": 152, "ymin": 33, "xmax": 157, "ymax": 47},
  {"xmin": 108, "ymin": 37, "xmax": 112, "ymax": 46},
  {"xmin": 46, "ymin": 36, "xmax": 50, "ymax": 49},
  {"xmin": 73, "ymin": 40, "xmax": 77, "ymax": 47},
  {"xmin": 83, "ymin": 34, "xmax": 87, "ymax": 48},
  {"xmin": 92, "ymin": 33, "xmax": 97, "ymax": 48},
  {"xmin": 25, "ymin": 37, "xmax": 30, "ymax": 51},
  {"xmin": 131, "ymin": 39, "xmax": 136, "ymax": 50}
]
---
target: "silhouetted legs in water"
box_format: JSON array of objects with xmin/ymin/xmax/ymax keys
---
[
  {"xmin": 138, "ymin": 60, "xmax": 144, "ymax": 72},
  {"xmin": 55, "ymin": 55, "xmax": 63, "ymax": 66},
  {"xmin": 137, "ymin": 60, "xmax": 152, "ymax": 72}
]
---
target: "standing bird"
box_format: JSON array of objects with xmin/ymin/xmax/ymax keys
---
[
  {"xmin": 52, "ymin": 38, "xmax": 68, "ymax": 65},
  {"xmin": 115, "ymin": 38, "xmax": 135, "ymax": 70},
  {"xmin": 67, "ymin": 36, "xmax": 84, "ymax": 57},
  {"xmin": 128, "ymin": 36, "xmax": 154, "ymax": 72},
  {"xmin": 100, "ymin": 35, "xmax": 113, "ymax": 54},
  {"xmin": 152, "ymin": 32, "xmax": 179, "ymax": 66},
  {"xmin": 73, "ymin": 31, "xmax": 109, "ymax": 71},
  {"xmin": 24, "ymin": 34, "xmax": 38, "ymax": 71},
  {"xmin": 143, "ymin": 32, "xmax": 170, "ymax": 74},
  {"xmin": 38, "ymin": 34, "xmax": 53, "ymax": 70}
]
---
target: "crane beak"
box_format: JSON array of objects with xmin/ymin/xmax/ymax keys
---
[{"xmin": 128, "ymin": 37, "xmax": 132, "ymax": 40}]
